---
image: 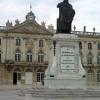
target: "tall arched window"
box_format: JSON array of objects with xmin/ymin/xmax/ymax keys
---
[
  {"xmin": 87, "ymin": 52, "xmax": 92, "ymax": 64},
  {"xmin": 97, "ymin": 53, "xmax": 100, "ymax": 64},
  {"xmin": 79, "ymin": 42, "xmax": 82, "ymax": 49},
  {"xmin": 38, "ymin": 50, "xmax": 44, "ymax": 63},
  {"xmin": 98, "ymin": 43, "xmax": 100, "ymax": 50},
  {"xmin": 37, "ymin": 69, "xmax": 44, "ymax": 82},
  {"xmin": 97, "ymin": 70, "xmax": 100, "ymax": 82},
  {"xmin": 27, "ymin": 50, "xmax": 32, "ymax": 62},
  {"xmin": 0, "ymin": 38, "xmax": 1, "ymax": 45},
  {"xmin": 39, "ymin": 40, "xmax": 43, "ymax": 47},
  {"xmin": 88, "ymin": 43, "xmax": 92, "ymax": 50},
  {"xmin": 15, "ymin": 49, "xmax": 21, "ymax": 62},
  {"xmin": 87, "ymin": 69, "xmax": 94, "ymax": 81},
  {"xmin": 16, "ymin": 38, "xmax": 21, "ymax": 46}
]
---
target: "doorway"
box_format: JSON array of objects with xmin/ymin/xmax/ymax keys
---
[
  {"xmin": 13, "ymin": 68, "xmax": 21, "ymax": 85},
  {"xmin": 37, "ymin": 69, "xmax": 44, "ymax": 85},
  {"xmin": 25, "ymin": 68, "xmax": 33, "ymax": 84},
  {"xmin": 13, "ymin": 72, "xmax": 17, "ymax": 85}
]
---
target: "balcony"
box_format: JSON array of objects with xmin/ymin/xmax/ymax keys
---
[
  {"xmin": 14, "ymin": 61, "xmax": 33, "ymax": 65},
  {"xmin": 14, "ymin": 61, "xmax": 48, "ymax": 66},
  {"xmin": 34, "ymin": 61, "xmax": 48, "ymax": 65}
]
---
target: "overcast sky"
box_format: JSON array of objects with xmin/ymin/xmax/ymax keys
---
[{"xmin": 0, "ymin": 0, "xmax": 100, "ymax": 32}]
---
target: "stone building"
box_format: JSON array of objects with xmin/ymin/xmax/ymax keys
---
[
  {"xmin": 0, "ymin": 10, "xmax": 54, "ymax": 85},
  {"xmin": 0, "ymin": 10, "xmax": 100, "ymax": 87},
  {"xmin": 74, "ymin": 30, "xmax": 100, "ymax": 86}
]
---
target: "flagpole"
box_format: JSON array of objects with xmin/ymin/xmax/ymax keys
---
[{"xmin": 30, "ymin": 3, "xmax": 32, "ymax": 12}]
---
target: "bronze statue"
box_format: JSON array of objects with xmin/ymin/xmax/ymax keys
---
[{"xmin": 56, "ymin": 0, "xmax": 75, "ymax": 33}]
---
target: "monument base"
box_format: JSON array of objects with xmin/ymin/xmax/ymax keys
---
[
  {"xmin": 45, "ymin": 33, "xmax": 86, "ymax": 89},
  {"xmin": 45, "ymin": 78, "xmax": 86, "ymax": 89}
]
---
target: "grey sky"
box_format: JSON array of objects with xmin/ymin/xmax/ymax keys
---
[{"xmin": 0, "ymin": 0, "xmax": 100, "ymax": 32}]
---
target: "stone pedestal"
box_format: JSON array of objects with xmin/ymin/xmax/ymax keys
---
[{"xmin": 45, "ymin": 34, "xmax": 86, "ymax": 89}]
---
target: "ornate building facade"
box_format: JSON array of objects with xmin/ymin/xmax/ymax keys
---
[
  {"xmin": 0, "ymin": 10, "xmax": 54, "ymax": 85},
  {"xmin": 75, "ymin": 31, "xmax": 100, "ymax": 86},
  {"xmin": 0, "ymin": 10, "xmax": 100, "ymax": 87}
]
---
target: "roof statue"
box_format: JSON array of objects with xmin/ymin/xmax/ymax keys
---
[{"xmin": 56, "ymin": 0, "xmax": 75, "ymax": 34}]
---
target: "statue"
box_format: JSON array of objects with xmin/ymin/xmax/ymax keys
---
[{"xmin": 56, "ymin": 0, "xmax": 75, "ymax": 33}]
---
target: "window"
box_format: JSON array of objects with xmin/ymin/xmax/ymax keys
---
[
  {"xmin": 87, "ymin": 52, "xmax": 92, "ymax": 64},
  {"xmin": 27, "ymin": 50, "xmax": 32, "ymax": 62},
  {"xmin": 39, "ymin": 40, "xmax": 43, "ymax": 47},
  {"xmin": 97, "ymin": 53, "xmax": 100, "ymax": 64},
  {"xmin": 88, "ymin": 43, "xmax": 92, "ymax": 50},
  {"xmin": 0, "ymin": 38, "xmax": 1, "ymax": 45},
  {"xmin": 15, "ymin": 49, "xmax": 21, "ymax": 62},
  {"xmin": 0, "ymin": 54, "xmax": 1, "ymax": 63},
  {"xmin": 0, "ymin": 50, "xmax": 1, "ymax": 63},
  {"xmin": 37, "ymin": 69, "xmax": 44, "ymax": 82},
  {"xmin": 16, "ymin": 38, "xmax": 21, "ymax": 46},
  {"xmin": 97, "ymin": 70, "xmax": 100, "ymax": 82},
  {"xmin": 87, "ymin": 69, "xmax": 94, "ymax": 82},
  {"xmin": 38, "ymin": 51, "xmax": 44, "ymax": 63},
  {"xmin": 79, "ymin": 42, "xmax": 82, "ymax": 49},
  {"xmin": 98, "ymin": 43, "xmax": 100, "ymax": 50}
]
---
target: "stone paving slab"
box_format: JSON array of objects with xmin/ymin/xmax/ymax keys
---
[
  {"xmin": 0, "ymin": 89, "xmax": 100, "ymax": 100},
  {"xmin": 0, "ymin": 90, "xmax": 24, "ymax": 100},
  {"xmin": 19, "ymin": 87, "xmax": 100, "ymax": 98}
]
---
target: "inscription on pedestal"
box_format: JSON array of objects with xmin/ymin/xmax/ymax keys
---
[{"xmin": 60, "ymin": 46, "xmax": 75, "ymax": 73}]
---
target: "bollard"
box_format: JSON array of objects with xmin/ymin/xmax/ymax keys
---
[{"xmin": 25, "ymin": 94, "xmax": 32, "ymax": 100}]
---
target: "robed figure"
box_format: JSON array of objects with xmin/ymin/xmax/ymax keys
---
[{"xmin": 56, "ymin": 0, "xmax": 75, "ymax": 33}]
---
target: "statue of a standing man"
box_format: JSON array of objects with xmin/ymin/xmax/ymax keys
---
[{"xmin": 56, "ymin": 0, "xmax": 75, "ymax": 33}]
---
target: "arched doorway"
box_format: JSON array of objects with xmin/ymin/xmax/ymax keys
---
[
  {"xmin": 25, "ymin": 68, "xmax": 33, "ymax": 84},
  {"xmin": 13, "ymin": 68, "xmax": 21, "ymax": 85},
  {"xmin": 87, "ymin": 69, "xmax": 94, "ymax": 84},
  {"xmin": 37, "ymin": 69, "xmax": 44, "ymax": 85}
]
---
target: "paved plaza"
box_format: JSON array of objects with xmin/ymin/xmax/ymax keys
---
[
  {"xmin": 0, "ymin": 90, "xmax": 24, "ymax": 100},
  {"xmin": 0, "ymin": 88, "xmax": 100, "ymax": 100},
  {"xmin": 0, "ymin": 89, "xmax": 67, "ymax": 100}
]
